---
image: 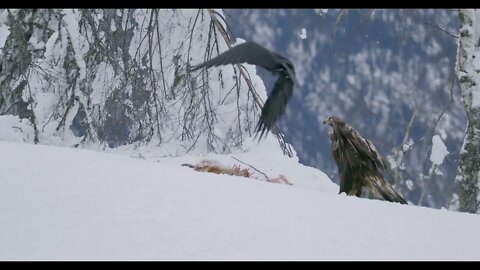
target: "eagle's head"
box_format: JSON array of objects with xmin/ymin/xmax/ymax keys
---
[
  {"xmin": 323, "ymin": 116, "xmax": 345, "ymax": 140},
  {"xmin": 323, "ymin": 116, "xmax": 345, "ymax": 127}
]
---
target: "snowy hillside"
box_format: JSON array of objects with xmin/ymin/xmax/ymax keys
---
[{"xmin": 1, "ymin": 141, "xmax": 479, "ymax": 260}]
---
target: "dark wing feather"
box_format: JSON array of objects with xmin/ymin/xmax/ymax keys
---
[
  {"xmin": 189, "ymin": 42, "xmax": 279, "ymax": 73},
  {"xmin": 339, "ymin": 125, "xmax": 386, "ymax": 170},
  {"xmin": 330, "ymin": 127, "xmax": 353, "ymax": 194},
  {"xmin": 255, "ymin": 74, "xmax": 293, "ymax": 139},
  {"xmin": 328, "ymin": 117, "xmax": 407, "ymax": 203},
  {"xmin": 338, "ymin": 149, "xmax": 355, "ymax": 194}
]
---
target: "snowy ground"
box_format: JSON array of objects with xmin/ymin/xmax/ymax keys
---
[{"xmin": 1, "ymin": 141, "xmax": 480, "ymax": 260}]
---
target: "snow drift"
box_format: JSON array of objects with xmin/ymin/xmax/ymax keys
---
[{"xmin": 1, "ymin": 141, "xmax": 479, "ymax": 260}]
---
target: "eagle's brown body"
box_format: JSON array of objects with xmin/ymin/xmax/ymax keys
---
[{"xmin": 324, "ymin": 116, "xmax": 407, "ymax": 204}]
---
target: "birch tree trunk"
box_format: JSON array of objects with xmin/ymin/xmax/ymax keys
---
[{"xmin": 455, "ymin": 9, "xmax": 480, "ymax": 213}]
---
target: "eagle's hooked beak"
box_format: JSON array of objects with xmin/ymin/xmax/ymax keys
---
[{"xmin": 323, "ymin": 118, "xmax": 331, "ymax": 125}]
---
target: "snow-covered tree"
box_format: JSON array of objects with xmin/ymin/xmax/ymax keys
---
[
  {"xmin": 455, "ymin": 9, "xmax": 480, "ymax": 213},
  {"xmin": 0, "ymin": 9, "xmax": 291, "ymax": 156}
]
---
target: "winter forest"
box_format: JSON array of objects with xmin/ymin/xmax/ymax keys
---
[{"xmin": 0, "ymin": 8, "xmax": 479, "ymax": 216}]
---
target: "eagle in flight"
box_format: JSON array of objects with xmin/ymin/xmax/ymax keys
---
[
  {"xmin": 189, "ymin": 42, "xmax": 296, "ymax": 139},
  {"xmin": 324, "ymin": 116, "xmax": 407, "ymax": 204}
]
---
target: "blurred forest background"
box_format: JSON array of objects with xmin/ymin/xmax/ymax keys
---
[{"xmin": 224, "ymin": 9, "xmax": 463, "ymax": 209}]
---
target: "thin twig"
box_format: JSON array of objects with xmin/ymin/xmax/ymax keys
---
[
  {"xmin": 231, "ymin": 156, "xmax": 269, "ymax": 180},
  {"xmin": 12, "ymin": 126, "xmax": 23, "ymax": 132},
  {"xmin": 423, "ymin": 21, "xmax": 459, "ymax": 39}
]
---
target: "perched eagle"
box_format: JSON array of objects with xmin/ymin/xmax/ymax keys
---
[
  {"xmin": 189, "ymin": 42, "xmax": 296, "ymax": 139},
  {"xmin": 323, "ymin": 116, "xmax": 407, "ymax": 204}
]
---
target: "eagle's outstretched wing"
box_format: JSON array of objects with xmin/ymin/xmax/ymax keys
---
[
  {"xmin": 255, "ymin": 75, "xmax": 293, "ymax": 140},
  {"xmin": 189, "ymin": 41, "xmax": 296, "ymax": 140},
  {"xmin": 189, "ymin": 42, "xmax": 279, "ymax": 73}
]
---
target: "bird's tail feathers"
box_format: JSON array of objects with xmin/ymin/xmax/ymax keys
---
[
  {"xmin": 368, "ymin": 175, "xmax": 408, "ymax": 204},
  {"xmin": 254, "ymin": 120, "xmax": 270, "ymax": 141}
]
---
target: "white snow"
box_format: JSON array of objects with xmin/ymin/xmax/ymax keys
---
[
  {"xmin": 110, "ymin": 18, "xmax": 116, "ymax": 32},
  {"xmin": 0, "ymin": 116, "xmax": 33, "ymax": 143},
  {"xmin": 1, "ymin": 141, "xmax": 480, "ymax": 260},
  {"xmin": 430, "ymin": 135, "xmax": 449, "ymax": 166},
  {"xmin": 403, "ymin": 138, "xmax": 414, "ymax": 152},
  {"xmin": 346, "ymin": 74, "xmax": 356, "ymax": 85},
  {"xmin": 472, "ymin": 83, "xmax": 480, "ymax": 108},
  {"xmin": 43, "ymin": 31, "xmax": 59, "ymax": 62},
  {"xmin": 300, "ymin": 28, "xmax": 307, "ymax": 39},
  {"xmin": 91, "ymin": 62, "xmax": 116, "ymax": 105},
  {"xmin": 314, "ymin": 9, "xmax": 328, "ymax": 15},
  {"xmin": 0, "ymin": 22, "xmax": 9, "ymax": 50},
  {"xmin": 61, "ymin": 9, "xmax": 89, "ymax": 81},
  {"xmin": 406, "ymin": 179, "xmax": 414, "ymax": 191}
]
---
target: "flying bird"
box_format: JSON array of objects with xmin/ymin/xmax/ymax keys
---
[
  {"xmin": 189, "ymin": 42, "xmax": 296, "ymax": 139},
  {"xmin": 323, "ymin": 116, "xmax": 407, "ymax": 204}
]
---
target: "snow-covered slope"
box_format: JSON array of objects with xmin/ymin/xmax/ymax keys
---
[{"xmin": 1, "ymin": 141, "xmax": 479, "ymax": 260}]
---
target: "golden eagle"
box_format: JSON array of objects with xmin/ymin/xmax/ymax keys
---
[
  {"xmin": 189, "ymin": 42, "xmax": 296, "ymax": 139},
  {"xmin": 323, "ymin": 116, "xmax": 407, "ymax": 204}
]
